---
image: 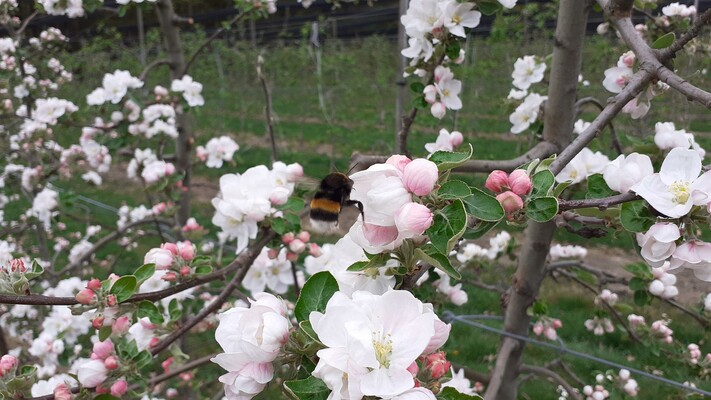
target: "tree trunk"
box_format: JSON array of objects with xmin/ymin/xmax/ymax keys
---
[
  {"xmin": 484, "ymin": 2, "xmax": 591, "ymax": 399},
  {"xmin": 156, "ymin": 0, "xmax": 192, "ymax": 226}
]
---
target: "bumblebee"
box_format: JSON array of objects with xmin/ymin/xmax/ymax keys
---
[{"xmin": 309, "ymin": 172, "xmax": 364, "ymax": 229}]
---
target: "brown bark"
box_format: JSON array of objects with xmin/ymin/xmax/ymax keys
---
[{"xmin": 484, "ymin": 2, "xmax": 591, "ymax": 399}]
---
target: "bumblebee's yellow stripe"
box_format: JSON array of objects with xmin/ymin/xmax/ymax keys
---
[{"xmin": 310, "ymin": 198, "xmax": 341, "ymax": 213}]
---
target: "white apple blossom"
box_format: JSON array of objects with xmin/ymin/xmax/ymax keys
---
[
  {"xmin": 75, "ymin": 358, "xmax": 108, "ymax": 388},
  {"xmin": 310, "ymin": 290, "xmax": 444, "ymax": 398},
  {"xmin": 212, "ymin": 293, "xmax": 290, "ymax": 400},
  {"xmin": 304, "ymin": 233, "xmax": 395, "ymax": 295},
  {"xmin": 573, "ymin": 119, "xmax": 591, "ymax": 135},
  {"xmin": 648, "ymin": 261, "xmax": 678, "ymax": 299},
  {"xmin": 632, "ymin": 148, "xmax": 711, "ymax": 218},
  {"xmin": 509, "ymin": 92, "xmax": 546, "ymax": 134},
  {"xmin": 440, "ymin": 0, "xmax": 481, "ymax": 38},
  {"xmin": 432, "ymin": 268, "xmax": 468, "ymax": 305},
  {"xmin": 128, "ymin": 317, "xmax": 157, "ymax": 351},
  {"xmin": 141, "ymin": 160, "xmax": 176, "ymax": 184},
  {"xmin": 603, "ymin": 153, "xmax": 653, "ymax": 193},
  {"xmin": 549, "ymin": 244, "xmax": 588, "ymax": 260},
  {"xmin": 31, "ymin": 374, "xmax": 77, "ymax": 397},
  {"xmin": 670, "ymin": 240, "xmax": 711, "ymax": 281},
  {"xmin": 424, "ymin": 128, "xmax": 463, "ymax": 156},
  {"xmin": 441, "ymin": 367, "xmax": 477, "ymax": 395},
  {"xmin": 30, "ymin": 187, "xmax": 58, "ymax": 230},
  {"xmin": 555, "ymin": 148, "xmax": 610, "ymax": 184},
  {"xmin": 662, "ymin": 2, "xmax": 696, "ymax": 17},
  {"xmin": 171, "ymin": 75, "xmax": 204, "ymax": 107},
  {"xmin": 584, "ymin": 317, "xmax": 614, "ymax": 335},
  {"xmin": 196, "ymin": 136, "xmax": 240, "ymax": 168},
  {"xmin": 242, "ymin": 248, "xmax": 294, "ymax": 295},
  {"xmin": 32, "ymin": 97, "xmax": 77, "ymax": 125},
  {"xmin": 507, "ymin": 88, "xmax": 528, "ymax": 100},
  {"xmin": 704, "ymin": 293, "xmax": 711, "ymax": 311},
  {"xmin": 497, "ymin": 0, "xmax": 517, "ymax": 8},
  {"xmin": 654, "ymin": 121, "xmax": 706, "ymax": 157},
  {"xmin": 512, "ymin": 55, "xmax": 546, "ymax": 90},
  {"xmin": 636, "ymin": 223, "xmax": 680, "ymax": 267}
]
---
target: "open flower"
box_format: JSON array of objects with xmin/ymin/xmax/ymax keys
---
[
  {"xmin": 310, "ymin": 290, "xmax": 443, "ymax": 398},
  {"xmin": 632, "ymin": 148, "xmax": 711, "ymax": 218},
  {"xmin": 603, "ymin": 153, "xmax": 653, "ymax": 193},
  {"xmin": 636, "ymin": 222, "xmax": 680, "ymax": 267},
  {"xmin": 670, "ymin": 240, "xmax": 711, "ymax": 281}
]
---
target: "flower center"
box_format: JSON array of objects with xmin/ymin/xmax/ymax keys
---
[
  {"xmin": 452, "ymin": 15, "xmax": 461, "ymax": 24},
  {"xmin": 372, "ymin": 333, "xmax": 393, "ymax": 368},
  {"xmin": 669, "ymin": 181, "xmax": 690, "ymax": 204}
]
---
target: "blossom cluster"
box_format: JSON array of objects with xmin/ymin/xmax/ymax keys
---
[
  {"xmin": 602, "ymin": 51, "xmax": 669, "ymax": 119},
  {"xmin": 212, "ymin": 162, "xmax": 303, "ymax": 253},
  {"xmin": 212, "ymin": 293, "xmax": 290, "ymax": 399},
  {"xmin": 456, "ymin": 231, "xmax": 512, "ymax": 263},
  {"xmin": 485, "ymin": 169, "xmax": 532, "ymax": 214},
  {"xmin": 196, "ymin": 136, "xmax": 240, "ymax": 168},
  {"xmin": 310, "ymin": 290, "xmax": 450, "ymax": 399},
  {"xmin": 348, "ymin": 155, "xmax": 437, "ymax": 253},
  {"xmin": 508, "ymin": 55, "xmax": 548, "ymax": 134}
]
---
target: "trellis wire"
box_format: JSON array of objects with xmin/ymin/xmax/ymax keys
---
[{"xmin": 442, "ymin": 312, "xmax": 711, "ymax": 397}]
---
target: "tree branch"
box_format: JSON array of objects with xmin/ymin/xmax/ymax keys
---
[
  {"xmin": 574, "ymin": 96, "xmax": 622, "ymax": 155},
  {"xmin": 0, "ymin": 230, "xmax": 276, "ymax": 306},
  {"xmin": 657, "ymin": 66, "xmax": 711, "ymax": 109},
  {"xmin": 519, "ymin": 364, "xmax": 583, "ymax": 400},
  {"xmin": 558, "ymin": 191, "xmax": 638, "ymax": 211},
  {"xmin": 182, "ymin": 9, "xmax": 250, "ymax": 75},
  {"xmin": 139, "ymin": 59, "xmax": 172, "ymax": 81},
  {"xmin": 257, "ymin": 55, "xmax": 278, "ymax": 163}
]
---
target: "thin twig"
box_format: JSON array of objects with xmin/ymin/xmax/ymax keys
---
[
  {"xmin": 139, "ymin": 59, "xmax": 172, "ymax": 81},
  {"xmin": 574, "ymin": 96, "xmax": 622, "ymax": 155},
  {"xmin": 558, "ymin": 192, "xmax": 638, "ymax": 211},
  {"xmin": 182, "ymin": 9, "xmax": 251, "ymax": 75},
  {"xmin": 257, "ymin": 54, "xmax": 278, "ymax": 163},
  {"xmin": 519, "ymin": 364, "xmax": 583, "ymax": 400}
]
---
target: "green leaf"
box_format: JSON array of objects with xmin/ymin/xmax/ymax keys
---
[
  {"xmin": 271, "ymin": 217, "xmax": 288, "ymax": 234},
  {"xmin": 624, "ymin": 263, "xmax": 654, "ymax": 280},
  {"xmin": 195, "ymin": 265, "xmax": 212, "ymax": 275},
  {"xmin": 586, "ymin": 174, "xmax": 615, "ymax": 199},
  {"xmin": 110, "ymin": 275, "xmax": 137, "ymax": 303},
  {"xmin": 134, "ymin": 263, "xmax": 156, "ymax": 285},
  {"xmin": 531, "ymin": 300, "xmax": 549, "ymax": 315},
  {"xmin": 464, "ymin": 220, "xmax": 498, "ymax": 240},
  {"xmin": 526, "ymin": 197, "xmax": 559, "ymax": 222},
  {"xmin": 94, "ymin": 394, "xmax": 121, "ymax": 400},
  {"xmin": 463, "ymin": 188, "xmax": 505, "ymax": 222},
  {"xmin": 530, "ymin": 170, "xmax": 555, "ymax": 198},
  {"xmin": 347, "ymin": 253, "xmax": 389, "ymax": 271},
  {"xmin": 446, "ymin": 40, "xmax": 461, "ymax": 60},
  {"xmin": 438, "ymin": 386, "xmax": 483, "ymax": 399},
  {"xmin": 633, "ymin": 290, "xmax": 651, "ymax": 307},
  {"xmin": 478, "ymin": 1, "xmax": 502, "ymax": 15},
  {"xmin": 553, "ymin": 181, "xmax": 572, "ymax": 198},
  {"xmin": 133, "ymin": 350, "xmax": 152, "ymax": 369},
  {"xmin": 24, "ymin": 259, "xmax": 45, "ymax": 280},
  {"xmin": 427, "ymin": 199, "xmax": 468, "ymax": 254},
  {"xmin": 284, "ymin": 376, "xmax": 330, "ymax": 400},
  {"xmin": 533, "ymin": 155, "xmax": 557, "ymax": 174},
  {"xmin": 191, "ymin": 255, "xmax": 211, "ymax": 266},
  {"xmin": 429, "ymin": 144, "xmax": 473, "ymax": 171},
  {"xmin": 298, "ymin": 320, "xmax": 320, "ymax": 343},
  {"xmin": 279, "ymin": 198, "xmax": 306, "ymax": 212},
  {"xmin": 98, "ymin": 326, "xmax": 112, "ymax": 342},
  {"xmin": 629, "ymin": 277, "xmax": 646, "ymax": 291},
  {"xmin": 169, "ymin": 299, "xmax": 182, "ymax": 321},
  {"xmin": 294, "ymin": 271, "xmax": 339, "ymax": 322},
  {"xmin": 651, "ymin": 32, "xmax": 675, "ymax": 49},
  {"xmin": 414, "ymin": 246, "xmax": 461, "ymax": 280},
  {"xmin": 620, "ymin": 201, "xmax": 655, "ymax": 233},
  {"xmin": 412, "ymin": 96, "xmax": 428, "ymax": 109},
  {"xmin": 6, "ymin": 365, "xmax": 37, "ymax": 392},
  {"xmin": 137, "ymin": 300, "xmax": 165, "ymax": 324},
  {"xmin": 117, "ymin": 340, "xmax": 139, "ymax": 359},
  {"xmin": 410, "ymin": 81, "xmax": 425, "ymax": 93},
  {"xmin": 438, "ymin": 180, "xmax": 471, "ymax": 199}
]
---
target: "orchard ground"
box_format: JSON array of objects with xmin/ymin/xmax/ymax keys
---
[{"xmin": 16, "ymin": 30, "xmax": 711, "ymax": 396}]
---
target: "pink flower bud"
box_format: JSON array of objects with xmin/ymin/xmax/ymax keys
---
[
  {"xmin": 281, "ymin": 233, "xmax": 295, "ymax": 244},
  {"xmin": 286, "ymin": 163, "xmax": 304, "ymax": 180},
  {"xmin": 394, "ymin": 203, "xmax": 433, "ymax": 238},
  {"xmin": 309, "ymin": 243, "xmax": 321, "ymax": 257},
  {"xmin": 10, "ymin": 258, "xmax": 25, "ymax": 272},
  {"xmin": 532, "ymin": 322, "xmax": 544, "ymax": 336},
  {"xmin": 289, "ymin": 239, "xmax": 306, "ymax": 254},
  {"xmin": 423, "ymin": 85, "xmax": 437, "ymax": 104},
  {"xmin": 152, "ymin": 202, "xmax": 167, "ymax": 214},
  {"xmin": 161, "ymin": 243, "xmax": 179, "ymax": 255},
  {"xmin": 92, "ymin": 340, "xmax": 114, "ymax": 360},
  {"xmin": 407, "ymin": 361, "xmax": 419, "ymax": 377},
  {"xmin": 162, "ymin": 272, "xmax": 177, "ymax": 282},
  {"xmin": 112, "ymin": 316, "xmax": 130, "ymax": 335},
  {"xmin": 430, "ymin": 102, "xmax": 446, "ymax": 119},
  {"xmin": 552, "ymin": 319, "xmax": 562, "ymax": 329},
  {"xmin": 92, "ymin": 316, "xmax": 105, "ymax": 329},
  {"xmin": 53, "ymin": 384, "xmax": 72, "ymax": 400},
  {"xmin": 496, "ymin": 191, "xmax": 524, "ymax": 213},
  {"xmin": 106, "ymin": 294, "xmax": 117, "ymax": 307},
  {"xmin": 95, "ymin": 385, "xmax": 110, "ymax": 394},
  {"xmin": 177, "ymin": 241, "xmax": 195, "ymax": 261},
  {"xmin": 180, "ymin": 266, "xmax": 191, "ymax": 276},
  {"xmin": 76, "ymin": 288, "xmax": 96, "ymax": 305},
  {"xmin": 297, "ymin": 231, "xmax": 310, "ymax": 243},
  {"xmin": 0, "ymin": 355, "xmax": 18, "ymax": 376},
  {"xmin": 162, "ymin": 357, "xmax": 174, "ymax": 373},
  {"xmin": 485, "ymin": 170, "xmax": 509, "ymax": 193},
  {"xmin": 180, "ymin": 372, "xmax": 193, "ymax": 381},
  {"xmin": 544, "ymin": 327, "xmax": 558, "ymax": 340},
  {"xmin": 270, "ymin": 187, "xmax": 290, "ymax": 205},
  {"xmin": 423, "ymin": 319, "xmax": 451, "ymax": 354},
  {"xmin": 424, "ymin": 351, "xmax": 451, "ymax": 379},
  {"xmin": 166, "ymin": 388, "xmax": 179, "ymax": 398},
  {"xmin": 403, "ymin": 159, "xmax": 439, "ymax": 196},
  {"xmin": 104, "ymin": 356, "xmax": 119, "ymax": 370},
  {"xmin": 449, "ymin": 289, "xmax": 468, "ymax": 306},
  {"xmin": 385, "ymin": 155, "xmax": 412, "ymax": 173},
  {"xmin": 267, "ymin": 249, "xmax": 279, "ymax": 259},
  {"xmin": 110, "ymin": 380, "xmax": 127, "ymax": 397},
  {"xmin": 286, "ymin": 252, "xmax": 298, "ymax": 262},
  {"xmin": 149, "ymin": 337, "xmax": 161, "ymax": 348},
  {"xmin": 449, "ymin": 131, "xmax": 464, "ymax": 147},
  {"xmin": 508, "ymin": 169, "xmax": 532, "ymax": 196},
  {"xmin": 87, "ymin": 278, "xmax": 102, "ymax": 291}
]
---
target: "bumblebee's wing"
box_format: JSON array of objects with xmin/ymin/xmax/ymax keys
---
[{"xmin": 294, "ymin": 176, "xmax": 321, "ymax": 191}]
